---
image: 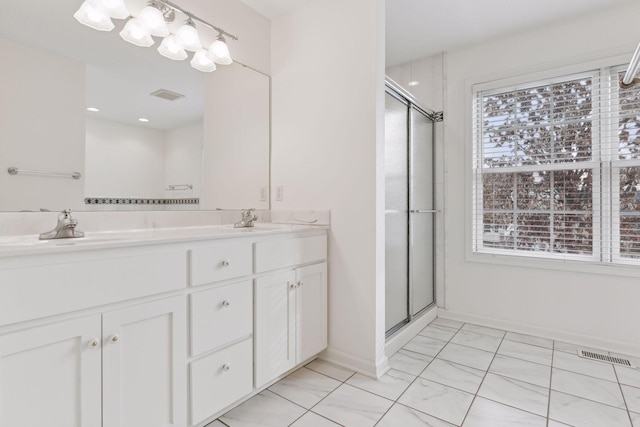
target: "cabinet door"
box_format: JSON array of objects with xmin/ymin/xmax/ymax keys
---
[
  {"xmin": 254, "ymin": 270, "xmax": 296, "ymax": 388},
  {"xmin": 296, "ymin": 263, "xmax": 328, "ymax": 363},
  {"xmin": 0, "ymin": 315, "xmax": 102, "ymax": 427},
  {"xmin": 102, "ymin": 296, "xmax": 187, "ymax": 427}
]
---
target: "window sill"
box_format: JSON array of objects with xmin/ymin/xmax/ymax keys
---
[{"xmin": 467, "ymin": 250, "xmax": 640, "ymax": 279}]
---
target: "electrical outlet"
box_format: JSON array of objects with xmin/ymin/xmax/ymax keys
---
[
  {"xmin": 275, "ymin": 185, "xmax": 284, "ymax": 201},
  {"xmin": 259, "ymin": 186, "xmax": 267, "ymax": 201}
]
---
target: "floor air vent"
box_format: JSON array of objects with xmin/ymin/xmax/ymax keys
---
[{"xmin": 578, "ymin": 350, "xmax": 635, "ymax": 368}]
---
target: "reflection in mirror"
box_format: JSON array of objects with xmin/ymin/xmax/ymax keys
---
[{"xmin": 0, "ymin": 0, "xmax": 269, "ymax": 212}]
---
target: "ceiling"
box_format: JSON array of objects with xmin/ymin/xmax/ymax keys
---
[
  {"xmin": 239, "ymin": 0, "xmax": 635, "ymax": 67},
  {"xmin": 385, "ymin": 0, "xmax": 635, "ymax": 66}
]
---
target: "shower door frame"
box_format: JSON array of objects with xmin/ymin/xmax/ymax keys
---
[{"xmin": 385, "ymin": 78, "xmax": 437, "ymax": 338}]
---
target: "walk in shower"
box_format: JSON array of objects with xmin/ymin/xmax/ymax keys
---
[{"xmin": 385, "ymin": 79, "xmax": 438, "ymax": 336}]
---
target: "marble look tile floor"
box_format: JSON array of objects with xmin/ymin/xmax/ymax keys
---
[{"xmin": 211, "ymin": 319, "xmax": 640, "ymax": 426}]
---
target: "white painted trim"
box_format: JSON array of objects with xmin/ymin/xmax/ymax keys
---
[
  {"xmin": 385, "ymin": 306, "xmax": 438, "ymax": 357},
  {"xmin": 319, "ymin": 347, "xmax": 389, "ymax": 379},
  {"xmin": 438, "ymin": 309, "xmax": 640, "ymax": 357}
]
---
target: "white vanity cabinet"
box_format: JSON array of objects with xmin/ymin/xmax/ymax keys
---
[
  {"xmin": 0, "ymin": 296, "xmax": 186, "ymax": 427},
  {"xmin": 0, "ymin": 315, "xmax": 102, "ymax": 427},
  {"xmin": 254, "ymin": 236, "xmax": 328, "ymax": 388},
  {"xmin": 0, "ymin": 225, "xmax": 328, "ymax": 427}
]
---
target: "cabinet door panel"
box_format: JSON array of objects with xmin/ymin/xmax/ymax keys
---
[
  {"xmin": 0, "ymin": 315, "xmax": 102, "ymax": 427},
  {"xmin": 254, "ymin": 270, "xmax": 296, "ymax": 387},
  {"xmin": 296, "ymin": 263, "xmax": 327, "ymax": 362},
  {"xmin": 102, "ymin": 297, "xmax": 187, "ymax": 427}
]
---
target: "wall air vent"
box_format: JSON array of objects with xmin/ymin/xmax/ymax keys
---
[
  {"xmin": 150, "ymin": 89, "xmax": 185, "ymax": 101},
  {"xmin": 578, "ymin": 350, "xmax": 634, "ymax": 368}
]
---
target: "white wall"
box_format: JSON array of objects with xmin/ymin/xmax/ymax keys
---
[
  {"xmin": 386, "ymin": 53, "xmax": 444, "ymax": 112},
  {"xmin": 165, "ymin": 121, "xmax": 203, "ymax": 198},
  {"xmin": 85, "ymin": 117, "xmax": 166, "ymax": 198},
  {"xmin": 443, "ymin": 2, "xmax": 640, "ymax": 355},
  {"xmin": 271, "ymin": 0, "xmax": 388, "ymax": 376},
  {"xmin": 0, "ymin": 38, "xmax": 85, "ymax": 212}
]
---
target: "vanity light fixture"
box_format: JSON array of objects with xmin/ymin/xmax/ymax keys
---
[
  {"xmin": 190, "ymin": 49, "xmax": 217, "ymax": 73},
  {"xmin": 73, "ymin": 0, "xmax": 238, "ymax": 73},
  {"xmin": 119, "ymin": 17, "xmax": 154, "ymax": 47},
  {"xmin": 175, "ymin": 17, "xmax": 201, "ymax": 52},
  {"xmin": 137, "ymin": 2, "xmax": 170, "ymax": 37},
  {"xmin": 73, "ymin": 1, "xmax": 115, "ymax": 31},
  {"xmin": 158, "ymin": 34, "xmax": 188, "ymax": 61},
  {"xmin": 209, "ymin": 35, "xmax": 233, "ymax": 65},
  {"xmin": 93, "ymin": 0, "xmax": 130, "ymax": 19}
]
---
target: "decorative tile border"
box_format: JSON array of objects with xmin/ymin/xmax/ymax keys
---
[{"xmin": 85, "ymin": 197, "xmax": 199, "ymax": 205}]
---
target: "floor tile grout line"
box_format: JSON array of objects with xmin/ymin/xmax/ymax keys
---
[
  {"xmin": 458, "ymin": 331, "xmax": 507, "ymax": 426},
  {"xmin": 301, "ymin": 367, "xmax": 358, "ymax": 426},
  {"xmin": 612, "ymin": 363, "xmax": 635, "ymax": 427},
  {"xmin": 551, "ymin": 364, "xmax": 622, "ymax": 385},
  {"xmin": 546, "ymin": 340, "xmax": 555, "ymax": 427},
  {"xmin": 552, "ymin": 348, "xmax": 631, "ymax": 384},
  {"xmin": 381, "ymin": 320, "xmax": 471, "ymax": 425}
]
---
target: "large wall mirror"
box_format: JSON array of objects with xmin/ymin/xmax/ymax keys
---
[{"xmin": 0, "ymin": 0, "xmax": 270, "ymax": 212}]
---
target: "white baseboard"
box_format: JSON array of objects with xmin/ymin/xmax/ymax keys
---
[
  {"xmin": 439, "ymin": 309, "xmax": 640, "ymax": 357},
  {"xmin": 320, "ymin": 347, "xmax": 389, "ymax": 379},
  {"xmin": 385, "ymin": 306, "xmax": 438, "ymax": 357}
]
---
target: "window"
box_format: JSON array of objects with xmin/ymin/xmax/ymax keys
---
[{"xmin": 472, "ymin": 65, "xmax": 640, "ymax": 265}]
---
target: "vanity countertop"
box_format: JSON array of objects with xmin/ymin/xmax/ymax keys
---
[{"xmin": 0, "ymin": 223, "xmax": 328, "ymax": 258}]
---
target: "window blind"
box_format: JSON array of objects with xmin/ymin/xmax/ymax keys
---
[{"xmin": 472, "ymin": 65, "xmax": 640, "ymax": 264}]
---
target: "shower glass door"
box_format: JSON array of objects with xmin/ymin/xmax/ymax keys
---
[
  {"xmin": 384, "ymin": 92, "xmax": 410, "ymax": 332},
  {"xmin": 385, "ymin": 82, "xmax": 436, "ymax": 335}
]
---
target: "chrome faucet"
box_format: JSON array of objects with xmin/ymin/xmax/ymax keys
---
[
  {"xmin": 234, "ymin": 208, "xmax": 258, "ymax": 228},
  {"xmin": 39, "ymin": 209, "xmax": 85, "ymax": 240}
]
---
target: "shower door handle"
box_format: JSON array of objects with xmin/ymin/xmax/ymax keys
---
[{"xmin": 410, "ymin": 210, "xmax": 439, "ymax": 213}]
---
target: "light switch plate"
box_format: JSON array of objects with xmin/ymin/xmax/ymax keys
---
[
  {"xmin": 260, "ymin": 187, "xmax": 267, "ymax": 201},
  {"xmin": 275, "ymin": 185, "xmax": 284, "ymax": 201}
]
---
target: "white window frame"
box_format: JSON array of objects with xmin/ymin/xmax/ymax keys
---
[{"xmin": 471, "ymin": 61, "xmax": 640, "ymax": 270}]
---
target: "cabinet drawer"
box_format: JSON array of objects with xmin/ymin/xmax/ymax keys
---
[
  {"xmin": 190, "ymin": 280, "xmax": 252, "ymax": 356},
  {"xmin": 190, "ymin": 243, "xmax": 252, "ymax": 286},
  {"xmin": 0, "ymin": 251, "xmax": 186, "ymax": 327},
  {"xmin": 254, "ymin": 235, "xmax": 327, "ymax": 273},
  {"xmin": 190, "ymin": 339, "xmax": 253, "ymax": 425}
]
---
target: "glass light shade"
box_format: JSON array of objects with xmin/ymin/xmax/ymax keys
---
[
  {"xmin": 158, "ymin": 35, "xmax": 188, "ymax": 61},
  {"xmin": 90, "ymin": 0, "xmax": 129, "ymax": 19},
  {"xmin": 190, "ymin": 50, "xmax": 216, "ymax": 72},
  {"xmin": 176, "ymin": 22, "xmax": 201, "ymax": 52},
  {"xmin": 120, "ymin": 18, "xmax": 154, "ymax": 47},
  {"xmin": 74, "ymin": 1, "xmax": 115, "ymax": 31},
  {"xmin": 138, "ymin": 5, "xmax": 170, "ymax": 37},
  {"xmin": 209, "ymin": 38, "xmax": 233, "ymax": 65}
]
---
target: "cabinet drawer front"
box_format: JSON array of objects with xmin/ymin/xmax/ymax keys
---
[
  {"xmin": 0, "ymin": 251, "xmax": 186, "ymax": 327},
  {"xmin": 190, "ymin": 243, "xmax": 252, "ymax": 286},
  {"xmin": 254, "ymin": 235, "xmax": 327, "ymax": 273},
  {"xmin": 190, "ymin": 280, "xmax": 253, "ymax": 356},
  {"xmin": 190, "ymin": 339, "xmax": 253, "ymax": 425}
]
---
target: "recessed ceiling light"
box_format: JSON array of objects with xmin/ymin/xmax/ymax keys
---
[
  {"xmin": 87, "ymin": 107, "xmax": 100, "ymax": 112},
  {"xmin": 408, "ymin": 81, "xmax": 420, "ymax": 87},
  {"xmin": 138, "ymin": 118, "xmax": 150, "ymax": 122}
]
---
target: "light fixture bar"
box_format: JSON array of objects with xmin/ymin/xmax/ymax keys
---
[
  {"xmin": 156, "ymin": 0, "xmax": 238, "ymax": 41},
  {"xmin": 622, "ymin": 41, "xmax": 640, "ymax": 87}
]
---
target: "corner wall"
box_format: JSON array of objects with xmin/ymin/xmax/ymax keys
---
[
  {"xmin": 443, "ymin": 2, "xmax": 640, "ymax": 355},
  {"xmin": 270, "ymin": 0, "xmax": 388, "ymax": 376}
]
